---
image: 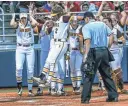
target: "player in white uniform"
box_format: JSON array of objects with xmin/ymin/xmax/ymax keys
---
[
  {"xmin": 102, "ymin": 16, "xmax": 126, "ymax": 93},
  {"xmin": 110, "ymin": 13, "xmax": 126, "ymax": 93},
  {"xmin": 10, "ymin": 11, "xmax": 38, "ymax": 96},
  {"xmin": 68, "ymin": 16, "xmax": 83, "ymax": 95},
  {"xmin": 32, "ymin": 5, "xmax": 72, "ymax": 93},
  {"xmin": 36, "ymin": 20, "xmax": 54, "ymax": 96}
]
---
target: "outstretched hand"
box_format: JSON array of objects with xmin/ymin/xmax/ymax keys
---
[
  {"xmin": 12, "ymin": 13, "xmax": 15, "ymax": 19},
  {"xmin": 27, "ymin": 2, "xmax": 35, "ymax": 15}
]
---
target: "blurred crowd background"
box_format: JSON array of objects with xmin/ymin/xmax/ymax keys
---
[
  {"xmin": 0, "ymin": 1, "xmax": 128, "ymax": 41},
  {"xmin": 0, "ymin": 1, "xmax": 128, "ymax": 13}
]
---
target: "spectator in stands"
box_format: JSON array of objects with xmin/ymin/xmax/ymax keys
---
[
  {"xmin": 18, "ymin": 1, "xmax": 33, "ymax": 13},
  {"xmin": 124, "ymin": 1, "xmax": 128, "ymax": 10},
  {"xmin": 36, "ymin": 1, "xmax": 55, "ymax": 13},
  {"xmin": 81, "ymin": 2, "xmax": 89, "ymax": 11},
  {"xmin": 67, "ymin": 1, "xmax": 81, "ymax": 12},
  {"xmin": 88, "ymin": 2, "xmax": 97, "ymax": 12},
  {"xmin": 124, "ymin": 2, "xmax": 128, "ymax": 25}
]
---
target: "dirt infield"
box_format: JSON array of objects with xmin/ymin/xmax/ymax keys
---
[{"xmin": 0, "ymin": 84, "xmax": 128, "ymax": 106}]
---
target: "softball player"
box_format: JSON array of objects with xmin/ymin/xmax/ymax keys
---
[
  {"xmin": 102, "ymin": 17, "xmax": 125, "ymax": 93},
  {"xmin": 36, "ymin": 20, "xmax": 54, "ymax": 96},
  {"xmin": 10, "ymin": 13, "xmax": 37, "ymax": 96},
  {"xmin": 50, "ymin": 55, "xmax": 66, "ymax": 96},
  {"xmin": 32, "ymin": 5, "xmax": 71, "ymax": 90},
  {"xmin": 68, "ymin": 16, "xmax": 83, "ymax": 95}
]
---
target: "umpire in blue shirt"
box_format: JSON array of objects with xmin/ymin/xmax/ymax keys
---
[{"xmin": 81, "ymin": 12, "xmax": 118, "ymax": 104}]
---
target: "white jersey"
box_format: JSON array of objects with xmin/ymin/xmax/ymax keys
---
[
  {"xmin": 53, "ymin": 16, "xmax": 69, "ymax": 39},
  {"xmin": 69, "ymin": 25, "xmax": 82, "ymax": 49},
  {"xmin": 16, "ymin": 21, "xmax": 34, "ymax": 44},
  {"xmin": 110, "ymin": 24, "xmax": 124, "ymax": 51}
]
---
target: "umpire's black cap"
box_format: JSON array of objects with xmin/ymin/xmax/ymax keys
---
[{"xmin": 84, "ymin": 11, "xmax": 95, "ymax": 19}]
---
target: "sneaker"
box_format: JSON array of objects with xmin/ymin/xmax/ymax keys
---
[
  {"xmin": 56, "ymin": 90, "xmax": 67, "ymax": 96},
  {"xmin": 32, "ymin": 77, "xmax": 46, "ymax": 84},
  {"xmin": 51, "ymin": 88, "xmax": 57, "ymax": 96},
  {"xmin": 28, "ymin": 90, "xmax": 35, "ymax": 97},
  {"xmin": 75, "ymin": 87, "xmax": 81, "ymax": 95}
]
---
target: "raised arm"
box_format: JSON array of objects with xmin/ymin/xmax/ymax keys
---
[
  {"xmin": 10, "ymin": 13, "xmax": 18, "ymax": 28},
  {"xmin": 28, "ymin": 2, "xmax": 39, "ymax": 27},
  {"xmin": 114, "ymin": 1, "xmax": 127, "ymax": 26},
  {"xmin": 97, "ymin": 1, "xmax": 106, "ymax": 16}
]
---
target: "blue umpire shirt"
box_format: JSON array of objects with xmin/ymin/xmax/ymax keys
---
[{"xmin": 82, "ymin": 20, "xmax": 112, "ymax": 48}]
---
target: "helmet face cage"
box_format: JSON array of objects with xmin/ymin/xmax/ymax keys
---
[{"xmin": 51, "ymin": 5, "xmax": 64, "ymax": 16}]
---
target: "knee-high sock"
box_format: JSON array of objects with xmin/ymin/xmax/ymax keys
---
[
  {"xmin": 57, "ymin": 79, "xmax": 64, "ymax": 91},
  {"xmin": 27, "ymin": 79, "xmax": 33, "ymax": 91},
  {"xmin": 71, "ymin": 71, "xmax": 77, "ymax": 88},
  {"xmin": 51, "ymin": 76, "xmax": 57, "ymax": 89},
  {"xmin": 76, "ymin": 70, "xmax": 82, "ymax": 88}
]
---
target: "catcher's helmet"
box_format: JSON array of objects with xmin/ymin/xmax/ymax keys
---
[{"xmin": 51, "ymin": 5, "xmax": 64, "ymax": 17}]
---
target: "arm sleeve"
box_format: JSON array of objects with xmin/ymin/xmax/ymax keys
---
[{"xmin": 82, "ymin": 26, "xmax": 91, "ymax": 40}]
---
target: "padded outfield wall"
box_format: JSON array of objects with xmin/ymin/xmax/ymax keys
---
[{"xmin": 0, "ymin": 46, "xmax": 128, "ymax": 87}]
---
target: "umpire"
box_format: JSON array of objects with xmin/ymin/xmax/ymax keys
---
[{"xmin": 81, "ymin": 12, "xmax": 118, "ymax": 104}]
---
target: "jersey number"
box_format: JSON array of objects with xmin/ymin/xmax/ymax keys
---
[
  {"xmin": 55, "ymin": 23, "xmax": 59, "ymax": 34},
  {"xmin": 55, "ymin": 28, "xmax": 58, "ymax": 34}
]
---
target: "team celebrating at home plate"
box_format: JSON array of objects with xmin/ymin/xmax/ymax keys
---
[{"xmin": 9, "ymin": 1, "xmax": 128, "ymax": 104}]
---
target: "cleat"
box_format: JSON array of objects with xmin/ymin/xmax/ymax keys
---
[
  {"xmin": 39, "ymin": 81, "xmax": 50, "ymax": 88},
  {"xmin": 35, "ymin": 88, "xmax": 43, "ymax": 96},
  {"xmin": 51, "ymin": 88, "xmax": 57, "ymax": 96},
  {"xmin": 32, "ymin": 77, "xmax": 46, "ymax": 84},
  {"xmin": 17, "ymin": 82, "xmax": 22, "ymax": 96},
  {"xmin": 121, "ymin": 89, "xmax": 128, "ymax": 94},
  {"xmin": 74, "ymin": 87, "xmax": 81, "ymax": 95},
  {"xmin": 48, "ymin": 87, "xmax": 51, "ymax": 95},
  {"xmin": 56, "ymin": 90, "xmax": 67, "ymax": 96},
  {"xmin": 73, "ymin": 87, "xmax": 76, "ymax": 93},
  {"xmin": 18, "ymin": 88, "xmax": 22, "ymax": 96},
  {"xmin": 28, "ymin": 90, "xmax": 35, "ymax": 97},
  {"xmin": 35, "ymin": 92, "xmax": 43, "ymax": 96}
]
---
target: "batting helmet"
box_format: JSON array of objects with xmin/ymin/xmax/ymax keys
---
[{"xmin": 51, "ymin": 5, "xmax": 64, "ymax": 17}]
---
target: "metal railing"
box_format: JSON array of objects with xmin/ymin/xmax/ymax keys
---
[
  {"xmin": 0, "ymin": 11, "xmax": 127, "ymax": 51},
  {"xmin": 0, "ymin": 7, "xmax": 5, "ymax": 42}
]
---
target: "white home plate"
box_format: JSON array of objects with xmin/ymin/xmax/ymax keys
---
[{"xmin": 17, "ymin": 100, "xmax": 37, "ymax": 103}]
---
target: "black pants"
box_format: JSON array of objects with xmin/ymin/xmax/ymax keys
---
[{"xmin": 81, "ymin": 48, "xmax": 118, "ymax": 102}]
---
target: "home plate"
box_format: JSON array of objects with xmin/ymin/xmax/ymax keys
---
[{"xmin": 17, "ymin": 99, "xmax": 37, "ymax": 103}]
